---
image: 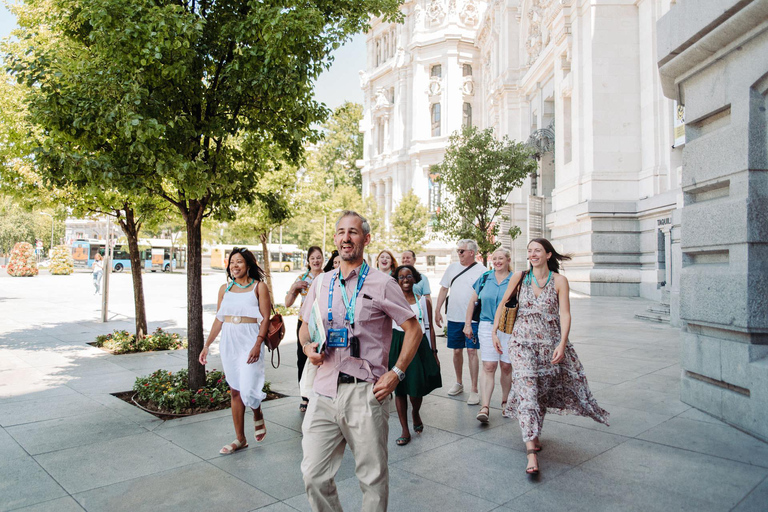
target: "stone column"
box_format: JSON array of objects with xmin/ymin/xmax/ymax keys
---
[
  {"xmin": 657, "ymin": 0, "xmax": 768, "ymax": 442},
  {"xmin": 384, "ymin": 178, "xmax": 393, "ymax": 230}
]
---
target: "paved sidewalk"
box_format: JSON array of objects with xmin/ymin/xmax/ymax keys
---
[{"xmin": 1, "ymin": 272, "xmax": 766, "ymax": 512}]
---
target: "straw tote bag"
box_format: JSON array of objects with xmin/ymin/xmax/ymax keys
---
[{"xmin": 498, "ymin": 272, "xmax": 525, "ymax": 335}]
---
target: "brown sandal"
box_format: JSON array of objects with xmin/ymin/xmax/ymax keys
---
[
  {"xmin": 476, "ymin": 406, "xmax": 490, "ymax": 423},
  {"xmin": 526, "ymin": 449, "xmax": 539, "ymax": 475}
]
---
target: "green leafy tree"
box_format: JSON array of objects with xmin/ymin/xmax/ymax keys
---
[
  {"xmin": 434, "ymin": 126, "xmax": 536, "ymax": 265},
  {"xmin": 314, "ymin": 101, "xmax": 365, "ymax": 192},
  {"xmin": 68, "ymin": 190, "xmax": 170, "ymax": 339},
  {"xmin": 8, "ymin": 0, "xmax": 401, "ymax": 390},
  {"xmin": 391, "ymin": 189, "xmax": 428, "ymax": 253}
]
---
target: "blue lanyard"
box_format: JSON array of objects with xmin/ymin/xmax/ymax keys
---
[
  {"xmin": 328, "ymin": 262, "xmax": 369, "ymax": 327},
  {"xmin": 415, "ymin": 298, "xmax": 423, "ymax": 328}
]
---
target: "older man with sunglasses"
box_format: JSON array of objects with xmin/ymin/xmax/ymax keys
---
[{"xmin": 434, "ymin": 239, "xmax": 486, "ymax": 405}]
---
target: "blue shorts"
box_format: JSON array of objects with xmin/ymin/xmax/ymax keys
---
[{"xmin": 446, "ymin": 321, "xmax": 480, "ymax": 350}]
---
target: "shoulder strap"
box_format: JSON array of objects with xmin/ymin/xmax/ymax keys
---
[
  {"xmin": 477, "ymin": 271, "xmax": 491, "ymax": 294},
  {"xmin": 450, "ymin": 262, "xmax": 478, "ymax": 287}
]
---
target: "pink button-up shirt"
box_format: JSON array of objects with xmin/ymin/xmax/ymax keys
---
[{"xmin": 300, "ymin": 264, "xmax": 415, "ymax": 398}]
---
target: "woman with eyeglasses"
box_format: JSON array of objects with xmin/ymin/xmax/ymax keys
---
[
  {"xmin": 285, "ymin": 246, "xmax": 323, "ymax": 412},
  {"xmin": 199, "ymin": 247, "xmax": 272, "ymax": 455},
  {"xmin": 389, "ymin": 265, "xmax": 442, "ymax": 446}
]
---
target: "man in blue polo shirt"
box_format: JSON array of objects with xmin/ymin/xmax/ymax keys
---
[{"xmin": 434, "ymin": 239, "xmax": 487, "ymax": 405}]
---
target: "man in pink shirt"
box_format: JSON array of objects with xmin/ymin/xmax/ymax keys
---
[{"xmin": 299, "ymin": 210, "xmax": 422, "ymax": 512}]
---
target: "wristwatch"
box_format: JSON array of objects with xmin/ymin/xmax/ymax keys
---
[{"xmin": 392, "ymin": 366, "xmax": 406, "ymax": 381}]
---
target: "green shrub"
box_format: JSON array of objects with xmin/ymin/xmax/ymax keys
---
[
  {"xmin": 274, "ymin": 304, "xmax": 298, "ymax": 316},
  {"xmin": 94, "ymin": 327, "xmax": 186, "ymax": 354},
  {"xmin": 133, "ymin": 368, "xmax": 230, "ymax": 414},
  {"xmin": 133, "ymin": 368, "xmax": 273, "ymax": 414}
]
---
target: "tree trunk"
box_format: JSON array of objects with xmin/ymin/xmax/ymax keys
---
[
  {"xmin": 118, "ymin": 208, "xmax": 148, "ymax": 340},
  {"xmin": 259, "ymin": 232, "xmax": 274, "ymax": 304},
  {"xmin": 185, "ymin": 200, "xmax": 206, "ymax": 391}
]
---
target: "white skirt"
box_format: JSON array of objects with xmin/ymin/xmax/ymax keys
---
[
  {"xmin": 478, "ymin": 321, "xmax": 511, "ymax": 364},
  {"xmin": 219, "ymin": 323, "xmax": 267, "ymax": 409}
]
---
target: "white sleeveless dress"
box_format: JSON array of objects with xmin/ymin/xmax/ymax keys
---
[{"xmin": 216, "ymin": 287, "xmax": 267, "ymax": 409}]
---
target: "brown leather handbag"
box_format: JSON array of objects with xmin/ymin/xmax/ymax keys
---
[
  {"xmin": 498, "ymin": 271, "xmax": 525, "ymax": 334},
  {"xmin": 265, "ymin": 309, "xmax": 285, "ymax": 368}
]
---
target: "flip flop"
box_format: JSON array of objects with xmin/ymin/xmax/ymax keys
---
[
  {"xmin": 396, "ymin": 436, "xmax": 411, "ymax": 446},
  {"xmin": 254, "ymin": 418, "xmax": 266, "ymax": 442},
  {"xmin": 220, "ymin": 439, "xmax": 248, "ymax": 455},
  {"xmin": 414, "ymin": 424, "xmax": 424, "ymax": 434}
]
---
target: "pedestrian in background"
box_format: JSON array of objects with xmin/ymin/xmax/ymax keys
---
[
  {"xmin": 390, "ymin": 264, "xmax": 442, "ymax": 446},
  {"xmin": 435, "ymin": 239, "xmax": 486, "ymax": 404},
  {"xmin": 285, "ymin": 246, "xmax": 324, "ymax": 413},
  {"xmin": 92, "ymin": 253, "xmax": 103, "ymax": 294},
  {"xmin": 493, "ymin": 238, "xmax": 609, "ymax": 475},
  {"xmin": 375, "ymin": 249, "xmax": 397, "ymax": 276},
  {"xmin": 199, "ymin": 247, "xmax": 272, "ymax": 455},
  {"xmin": 299, "ymin": 211, "xmax": 422, "ymax": 512},
  {"xmin": 464, "ymin": 248, "xmax": 513, "ymax": 424},
  {"xmin": 323, "ymin": 249, "xmax": 340, "ymax": 273}
]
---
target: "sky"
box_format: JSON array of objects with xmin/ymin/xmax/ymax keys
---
[{"xmin": 0, "ymin": 5, "xmax": 367, "ymax": 110}]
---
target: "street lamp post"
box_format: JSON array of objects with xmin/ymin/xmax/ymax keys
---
[{"xmin": 38, "ymin": 212, "xmax": 54, "ymax": 256}]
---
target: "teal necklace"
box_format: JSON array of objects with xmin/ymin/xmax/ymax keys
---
[
  {"xmin": 226, "ymin": 278, "xmax": 254, "ymax": 292},
  {"xmin": 532, "ymin": 271, "xmax": 552, "ymax": 288}
]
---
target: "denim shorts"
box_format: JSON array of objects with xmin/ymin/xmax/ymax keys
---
[{"xmin": 446, "ymin": 321, "xmax": 480, "ymax": 350}]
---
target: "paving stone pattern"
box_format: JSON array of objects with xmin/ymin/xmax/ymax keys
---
[{"xmin": 0, "ymin": 271, "xmax": 766, "ymax": 511}]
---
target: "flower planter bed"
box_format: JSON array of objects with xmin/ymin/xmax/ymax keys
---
[
  {"xmin": 112, "ymin": 368, "xmax": 283, "ymax": 420},
  {"xmin": 89, "ymin": 328, "xmax": 186, "ymax": 354}
]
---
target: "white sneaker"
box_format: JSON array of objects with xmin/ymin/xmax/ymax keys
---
[
  {"xmin": 447, "ymin": 382, "xmax": 464, "ymax": 396},
  {"xmin": 467, "ymin": 392, "xmax": 480, "ymax": 405}
]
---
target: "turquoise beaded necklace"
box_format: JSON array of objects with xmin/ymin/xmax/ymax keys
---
[
  {"xmin": 226, "ymin": 278, "xmax": 255, "ymax": 292},
  {"xmin": 531, "ymin": 270, "xmax": 552, "ymax": 288}
]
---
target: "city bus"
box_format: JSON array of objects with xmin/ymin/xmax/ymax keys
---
[
  {"xmin": 209, "ymin": 244, "xmax": 303, "ymax": 272},
  {"xmin": 71, "ymin": 239, "xmax": 185, "ymax": 272}
]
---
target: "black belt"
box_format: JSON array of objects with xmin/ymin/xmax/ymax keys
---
[{"xmin": 337, "ymin": 372, "xmax": 362, "ymax": 384}]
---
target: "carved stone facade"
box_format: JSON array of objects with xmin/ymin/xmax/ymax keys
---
[{"xmin": 361, "ymin": 0, "xmax": 685, "ymax": 304}]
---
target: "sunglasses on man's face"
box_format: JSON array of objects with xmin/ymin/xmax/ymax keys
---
[{"xmin": 457, "ymin": 249, "xmax": 469, "ymax": 255}]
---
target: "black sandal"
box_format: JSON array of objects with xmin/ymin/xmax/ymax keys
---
[
  {"xmin": 396, "ymin": 436, "xmax": 411, "ymax": 446},
  {"xmin": 526, "ymin": 449, "xmax": 539, "ymax": 475},
  {"xmin": 299, "ymin": 397, "xmax": 309, "ymax": 413}
]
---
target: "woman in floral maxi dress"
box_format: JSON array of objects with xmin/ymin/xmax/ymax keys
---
[{"xmin": 493, "ymin": 238, "xmax": 609, "ymax": 475}]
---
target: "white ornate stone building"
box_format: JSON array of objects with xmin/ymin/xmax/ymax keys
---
[{"xmin": 359, "ymin": 0, "xmax": 683, "ymax": 315}]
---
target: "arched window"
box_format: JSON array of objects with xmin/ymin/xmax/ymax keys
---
[
  {"xmin": 463, "ymin": 64, "xmax": 472, "ymax": 76},
  {"xmin": 431, "ymin": 103, "xmax": 441, "ymax": 137},
  {"xmin": 462, "ymin": 102, "xmax": 472, "ymax": 128}
]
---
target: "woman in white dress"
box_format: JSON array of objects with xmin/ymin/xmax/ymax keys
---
[{"xmin": 199, "ymin": 247, "xmax": 272, "ymax": 455}]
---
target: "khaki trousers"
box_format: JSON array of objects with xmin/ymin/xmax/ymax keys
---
[{"xmin": 301, "ymin": 381, "xmax": 391, "ymax": 512}]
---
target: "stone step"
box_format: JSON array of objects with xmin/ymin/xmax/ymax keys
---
[
  {"xmin": 648, "ymin": 305, "xmax": 671, "ymax": 315},
  {"xmin": 635, "ymin": 310, "xmax": 671, "ymax": 324}
]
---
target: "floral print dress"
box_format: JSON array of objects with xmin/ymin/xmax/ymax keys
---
[{"xmin": 504, "ymin": 274, "xmax": 609, "ymax": 442}]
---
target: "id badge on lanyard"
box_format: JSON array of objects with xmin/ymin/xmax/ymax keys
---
[
  {"xmin": 327, "ymin": 263, "xmax": 368, "ymax": 350},
  {"xmin": 327, "ymin": 328, "xmax": 349, "ymax": 348}
]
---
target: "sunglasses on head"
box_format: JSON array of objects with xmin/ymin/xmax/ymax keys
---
[{"xmin": 231, "ymin": 247, "xmax": 248, "ymax": 255}]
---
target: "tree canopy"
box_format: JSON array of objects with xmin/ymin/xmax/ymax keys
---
[
  {"xmin": 6, "ymin": 0, "xmax": 402, "ymax": 389},
  {"xmin": 434, "ymin": 126, "xmax": 535, "ymax": 264},
  {"xmin": 391, "ymin": 189, "xmax": 428, "ymax": 253}
]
